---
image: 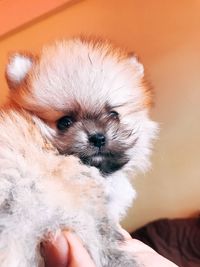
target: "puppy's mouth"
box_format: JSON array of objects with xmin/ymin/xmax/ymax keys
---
[
  {"xmin": 80, "ymin": 151, "xmax": 129, "ymax": 175},
  {"xmin": 55, "ymin": 133, "xmax": 133, "ymax": 175}
]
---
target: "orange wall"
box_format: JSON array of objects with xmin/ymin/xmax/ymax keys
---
[
  {"xmin": 0, "ymin": 0, "xmax": 71, "ymax": 37},
  {"xmin": 0, "ymin": 0, "xmax": 200, "ymax": 231}
]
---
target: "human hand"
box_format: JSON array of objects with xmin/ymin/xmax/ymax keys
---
[
  {"xmin": 40, "ymin": 231, "xmax": 95, "ymax": 267},
  {"xmin": 120, "ymin": 228, "xmax": 179, "ymax": 267},
  {"xmin": 41, "ymin": 229, "xmax": 179, "ymax": 267}
]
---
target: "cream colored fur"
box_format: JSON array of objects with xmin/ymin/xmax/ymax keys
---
[
  {"xmin": 2, "ymin": 37, "xmax": 158, "ymax": 266},
  {"xmin": 7, "ymin": 38, "xmax": 157, "ymax": 221},
  {"xmin": 0, "ymin": 108, "xmax": 138, "ymax": 266}
]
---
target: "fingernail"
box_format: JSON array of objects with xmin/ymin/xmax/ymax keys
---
[
  {"xmin": 54, "ymin": 233, "xmax": 69, "ymax": 255},
  {"xmin": 40, "ymin": 232, "xmax": 69, "ymax": 267}
]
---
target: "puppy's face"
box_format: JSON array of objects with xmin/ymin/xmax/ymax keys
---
[{"xmin": 6, "ymin": 38, "xmax": 157, "ymax": 175}]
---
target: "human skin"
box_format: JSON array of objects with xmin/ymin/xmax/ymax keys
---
[
  {"xmin": 40, "ymin": 231, "xmax": 95, "ymax": 267},
  {"xmin": 41, "ymin": 230, "xmax": 179, "ymax": 267}
]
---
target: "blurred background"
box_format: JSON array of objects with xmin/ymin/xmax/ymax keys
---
[{"xmin": 0, "ymin": 0, "xmax": 199, "ymax": 232}]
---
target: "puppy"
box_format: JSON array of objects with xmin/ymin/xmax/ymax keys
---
[
  {"xmin": 0, "ymin": 105, "xmax": 138, "ymax": 267},
  {"xmin": 6, "ymin": 38, "xmax": 158, "ymax": 223}
]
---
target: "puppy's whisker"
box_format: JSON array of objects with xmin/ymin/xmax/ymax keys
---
[{"xmin": 88, "ymin": 53, "xmax": 93, "ymax": 65}]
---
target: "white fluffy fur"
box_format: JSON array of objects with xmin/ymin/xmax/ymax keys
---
[
  {"xmin": 129, "ymin": 56, "xmax": 144, "ymax": 76},
  {"xmin": 7, "ymin": 54, "xmax": 33, "ymax": 84},
  {"xmin": 4, "ymin": 38, "xmax": 158, "ymax": 266},
  {"xmin": 19, "ymin": 39, "xmax": 157, "ymax": 220},
  {"xmin": 0, "ymin": 110, "xmax": 133, "ymax": 267},
  {"xmin": 32, "ymin": 40, "xmax": 144, "ymax": 112}
]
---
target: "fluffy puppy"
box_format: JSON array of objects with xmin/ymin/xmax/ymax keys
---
[
  {"xmin": 0, "ymin": 105, "xmax": 138, "ymax": 267},
  {"xmin": 6, "ymin": 38, "xmax": 157, "ymax": 222}
]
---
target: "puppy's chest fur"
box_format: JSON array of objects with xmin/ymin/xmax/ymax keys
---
[{"xmin": 0, "ymin": 110, "xmax": 139, "ymax": 267}]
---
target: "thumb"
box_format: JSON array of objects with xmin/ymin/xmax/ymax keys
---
[
  {"xmin": 63, "ymin": 231, "xmax": 95, "ymax": 267},
  {"xmin": 40, "ymin": 232, "xmax": 69, "ymax": 267}
]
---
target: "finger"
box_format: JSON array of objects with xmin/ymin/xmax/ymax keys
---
[
  {"xmin": 121, "ymin": 237, "xmax": 159, "ymax": 254},
  {"xmin": 117, "ymin": 226, "xmax": 155, "ymax": 251},
  {"xmin": 121, "ymin": 239, "xmax": 179, "ymax": 267},
  {"xmin": 63, "ymin": 231, "xmax": 96, "ymax": 267},
  {"xmin": 40, "ymin": 232, "xmax": 69, "ymax": 267},
  {"xmin": 117, "ymin": 225, "xmax": 132, "ymax": 240}
]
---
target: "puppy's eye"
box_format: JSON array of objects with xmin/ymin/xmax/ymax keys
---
[
  {"xmin": 109, "ymin": 110, "xmax": 119, "ymax": 119},
  {"xmin": 57, "ymin": 116, "xmax": 73, "ymax": 131}
]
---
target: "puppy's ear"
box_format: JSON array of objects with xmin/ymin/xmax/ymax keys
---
[
  {"xmin": 128, "ymin": 52, "xmax": 144, "ymax": 77},
  {"xmin": 6, "ymin": 53, "xmax": 36, "ymax": 89}
]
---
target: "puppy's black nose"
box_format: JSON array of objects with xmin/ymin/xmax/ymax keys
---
[{"xmin": 89, "ymin": 133, "xmax": 106, "ymax": 148}]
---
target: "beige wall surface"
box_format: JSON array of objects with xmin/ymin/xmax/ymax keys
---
[{"xmin": 0, "ymin": 0, "xmax": 199, "ymax": 231}]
